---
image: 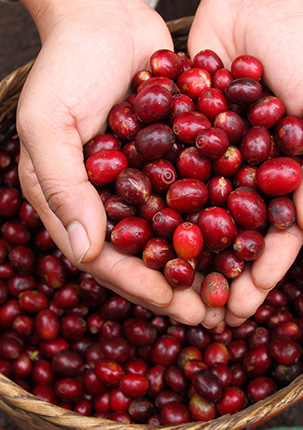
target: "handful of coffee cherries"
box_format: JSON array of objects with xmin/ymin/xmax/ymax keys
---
[{"xmin": 85, "ymin": 48, "xmax": 303, "ymax": 308}]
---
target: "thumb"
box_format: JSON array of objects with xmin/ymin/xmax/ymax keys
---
[
  {"xmin": 293, "ymin": 176, "xmax": 303, "ymax": 231},
  {"xmin": 187, "ymin": 0, "xmax": 235, "ymax": 66},
  {"xmin": 17, "ymin": 120, "xmax": 107, "ymax": 265}
]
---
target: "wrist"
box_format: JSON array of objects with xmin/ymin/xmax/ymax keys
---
[
  {"xmin": 18, "ymin": 0, "xmax": 65, "ymax": 40},
  {"xmin": 20, "ymin": 0, "xmax": 106, "ymax": 40},
  {"xmin": 19, "ymin": 0, "xmax": 153, "ymax": 42}
]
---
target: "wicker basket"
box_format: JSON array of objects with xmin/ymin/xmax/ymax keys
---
[{"xmin": 1, "ymin": 16, "xmax": 303, "ymax": 430}]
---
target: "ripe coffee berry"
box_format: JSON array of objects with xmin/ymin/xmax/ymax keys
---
[
  {"xmin": 150, "ymin": 49, "xmax": 181, "ymax": 80},
  {"xmin": 200, "ymin": 272, "xmax": 230, "ymax": 307},
  {"xmin": 111, "ymin": 217, "xmax": 154, "ymax": 255},
  {"xmin": 164, "ymin": 257, "xmax": 195, "ymax": 289},
  {"xmin": 120, "ymin": 374, "xmax": 149, "ymax": 398},
  {"xmin": 86, "ymin": 150, "xmax": 127, "ymax": 187},
  {"xmin": 133, "ymin": 84, "xmax": 173, "ymax": 124},
  {"xmin": 256, "ymin": 157, "xmax": 302, "ymax": 196},
  {"xmin": 160, "ymin": 401, "xmax": 191, "ymax": 425},
  {"xmin": 231, "ymin": 55, "xmax": 263, "ymax": 80},
  {"xmin": 143, "ymin": 158, "xmax": 177, "ymax": 195},
  {"xmin": 142, "ymin": 237, "xmax": 174, "ymax": 270},
  {"xmin": 212, "ymin": 145, "xmax": 242, "ymax": 177},
  {"xmin": 197, "ymin": 88, "xmax": 228, "ymax": 122},
  {"xmin": 108, "ymin": 102, "xmax": 143, "ymax": 140},
  {"xmin": 176, "ymin": 68, "xmax": 211, "ymax": 100},
  {"xmin": 276, "ymin": 115, "xmax": 303, "ymax": 156},
  {"xmin": 194, "ymin": 49, "xmax": 224, "ymax": 75},
  {"xmin": 135, "ymin": 123, "xmax": 175, "ymax": 160},
  {"xmin": 196, "ymin": 127, "xmax": 229, "ymax": 160},
  {"xmin": 216, "ymin": 386, "xmax": 246, "ymax": 416},
  {"xmin": 213, "ymin": 67, "xmax": 233, "ymax": 91},
  {"xmin": 269, "ymin": 336, "xmax": 302, "ymax": 365},
  {"xmin": 192, "ymin": 369, "xmax": 222, "ymax": 402},
  {"xmin": 267, "ymin": 196, "xmax": 296, "ymax": 230},
  {"xmin": 239, "ymin": 126, "xmax": 271, "ymax": 165},
  {"xmin": 248, "ymin": 96, "xmax": 285, "ymax": 129},
  {"xmin": 247, "ymin": 376, "xmax": 278, "ymax": 403},
  {"xmin": 233, "ymin": 229, "xmax": 265, "ymax": 261},
  {"xmin": 172, "ymin": 222, "xmax": 203, "ymax": 260},
  {"xmin": 227, "ymin": 187, "xmax": 267, "ymax": 229},
  {"xmin": 198, "ymin": 206, "xmax": 236, "ymax": 252},
  {"xmin": 176, "ymin": 146, "xmax": 211, "ymax": 181}
]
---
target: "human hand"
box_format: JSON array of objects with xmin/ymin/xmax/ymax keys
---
[
  {"xmin": 16, "ymin": 0, "xmax": 217, "ymax": 326},
  {"xmin": 188, "ymin": 0, "xmax": 303, "ymax": 326}
]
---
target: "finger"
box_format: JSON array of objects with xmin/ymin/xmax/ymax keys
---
[
  {"xmin": 293, "ymin": 178, "xmax": 303, "ymax": 231},
  {"xmin": 224, "ymin": 315, "xmax": 247, "ymax": 328},
  {"xmin": 99, "ymin": 276, "xmax": 207, "ymax": 326},
  {"xmin": 91, "ymin": 242, "xmax": 173, "ymax": 307},
  {"xmin": 191, "ymin": 270, "xmax": 204, "ymax": 294},
  {"xmin": 251, "ymin": 224, "xmax": 303, "ymax": 291},
  {"xmin": 187, "ymin": 0, "xmax": 236, "ymax": 66},
  {"xmin": 17, "ymin": 109, "xmax": 106, "ymax": 265},
  {"xmin": 151, "ymin": 287, "xmax": 206, "ymax": 326},
  {"xmin": 94, "ymin": 243, "xmax": 206, "ymax": 325},
  {"xmin": 226, "ymin": 223, "xmax": 303, "ymax": 325},
  {"xmin": 225, "ymin": 265, "xmax": 268, "ymax": 325},
  {"xmin": 190, "ymin": 271, "xmax": 225, "ymax": 328},
  {"xmin": 202, "ymin": 306, "xmax": 225, "ymax": 329}
]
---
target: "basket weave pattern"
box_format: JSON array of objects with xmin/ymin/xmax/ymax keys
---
[
  {"xmin": 1, "ymin": 16, "xmax": 303, "ymax": 430},
  {"xmin": 1, "ymin": 371, "xmax": 303, "ymax": 430},
  {"xmin": 0, "ymin": 59, "xmax": 34, "ymax": 143}
]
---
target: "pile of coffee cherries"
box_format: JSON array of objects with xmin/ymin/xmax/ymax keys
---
[
  {"xmin": 0, "ymin": 48, "xmax": 303, "ymax": 426},
  {"xmin": 85, "ymin": 48, "xmax": 302, "ymax": 307}
]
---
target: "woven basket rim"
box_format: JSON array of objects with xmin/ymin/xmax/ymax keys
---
[{"xmin": 1, "ymin": 362, "xmax": 303, "ymax": 429}]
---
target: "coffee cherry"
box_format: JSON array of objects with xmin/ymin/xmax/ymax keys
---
[
  {"xmin": 150, "ymin": 49, "xmax": 181, "ymax": 80},
  {"xmin": 231, "ymin": 55, "xmax": 263, "ymax": 80},
  {"xmin": 233, "ymin": 229, "xmax": 265, "ymax": 261},
  {"xmin": 268, "ymin": 196, "xmax": 296, "ymax": 230},
  {"xmin": 172, "ymin": 222, "xmax": 203, "ymax": 260},
  {"xmin": 228, "ymin": 187, "xmax": 267, "ymax": 229},
  {"xmin": 198, "ymin": 207, "xmax": 237, "ymax": 252},
  {"xmin": 111, "ymin": 217, "xmax": 153, "ymax": 255},
  {"xmin": 164, "ymin": 258, "xmax": 195, "ymax": 289},
  {"xmin": 177, "ymin": 68, "xmax": 212, "ymax": 100},
  {"xmin": 200, "ymin": 272, "xmax": 230, "ymax": 308},
  {"xmin": 133, "ymin": 84, "xmax": 172, "ymax": 124},
  {"xmin": 256, "ymin": 157, "xmax": 302, "ymax": 196},
  {"xmin": 86, "ymin": 149, "xmax": 127, "ymax": 187}
]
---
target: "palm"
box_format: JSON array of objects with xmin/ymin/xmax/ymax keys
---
[{"xmin": 188, "ymin": 0, "xmax": 303, "ymax": 116}]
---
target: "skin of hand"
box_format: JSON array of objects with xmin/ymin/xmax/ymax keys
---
[
  {"xmin": 16, "ymin": 0, "xmax": 218, "ymax": 327},
  {"xmin": 188, "ymin": 0, "xmax": 303, "ymax": 326}
]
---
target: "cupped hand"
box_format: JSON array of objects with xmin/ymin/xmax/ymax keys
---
[
  {"xmin": 16, "ymin": 0, "xmax": 212, "ymax": 326},
  {"xmin": 188, "ymin": 0, "xmax": 303, "ymax": 325}
]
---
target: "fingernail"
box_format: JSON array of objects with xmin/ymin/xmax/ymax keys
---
[
  {"xmin": 167, "ymin": 314, "xmax": 193, "ymax": 325},
  {"xmin": 147, "ymin": 290, "xmax": 173, "ymax": 307},
  {"xmin": 257, "ymin": 284, "xmax": 276, "ymax": 293},
  {"xmin": 201, "ymin": 323, "xmax": 213, "ymax": 329},
  {"xmin": 168, "ymin": 316, "xmax": 185, "ymax": 324},
  {"xmin": 67, "ymin": 221, "xmax": 90, "ymax": 263}
]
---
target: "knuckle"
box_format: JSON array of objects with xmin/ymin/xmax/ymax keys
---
[{"xmin": 41, "ymin": 178, "xmax": 72, "ymax": 221}]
